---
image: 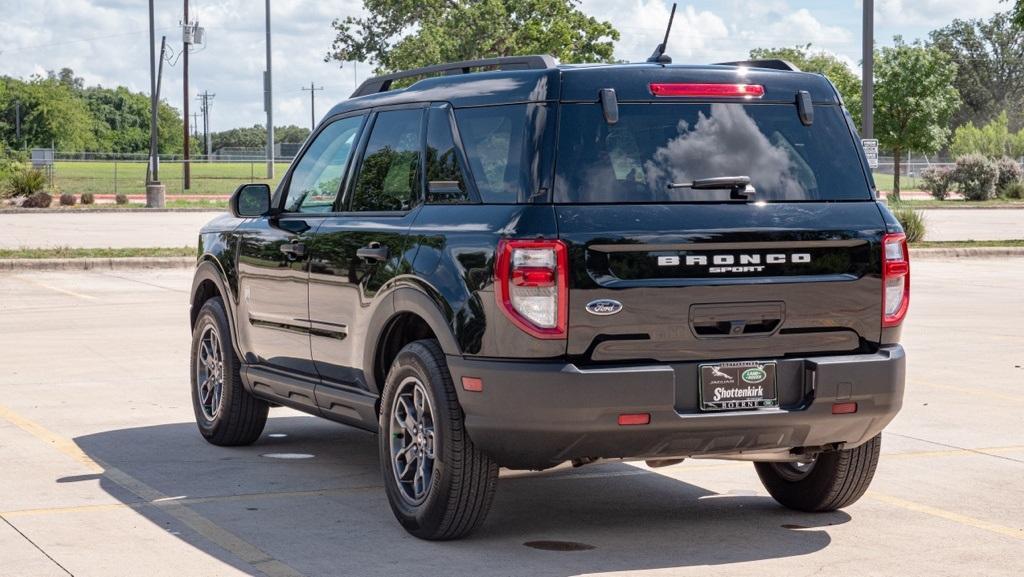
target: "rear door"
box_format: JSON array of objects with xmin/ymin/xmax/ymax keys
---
[{"xmin": 554, "ymin": 100, "xmax": 886, "ymax": 363}]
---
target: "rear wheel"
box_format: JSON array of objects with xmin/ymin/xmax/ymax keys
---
[
  {"xmin": 379, "ymin": 339, "xmax": 498, "ymax": 540},
  {"xmin": 754, "ymin": 434, "xmax": 881, "ymax": 512},
  {"xmin": 190, "ymin": 297, "xmax": 268, "ymax": 446}
]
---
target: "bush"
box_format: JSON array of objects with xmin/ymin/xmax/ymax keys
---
[
  {"xmin": 920, "ymin": 165, "xmax": 956, "ymax": 200},
  {"xmin": 1002, "ymin": 181, "xmax": 1024, "ymax": 199},
  {"xmin": 5, "ymin": 167, "xmax": 47, "ymax": 198},
  {"xmin": 59, "ymin": 193, "xmax": 76, "ymax": 206},
  {"xmin": 995, "ymin": 157, "xmax": 1024, "ymax": 195},
  {"xmin": 892, "ymin": 207, "xmax": 926, "ymax": 243},
  {"xmin": 953, "ymin": 154, "xmax": 999, "ymax": 201},
  {"xmin": 115, "ymin": 193, "xmax": 129, "ymax": 205},
  {"xmin": 80, "ymin": 193, "xmax": 95, "ymax": 205},
  {"xmin": 21, "ymin": 191, "xmax": 53, "ymax": 208}
]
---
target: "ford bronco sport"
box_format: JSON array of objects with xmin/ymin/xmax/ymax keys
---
[{"xmin": 189, "ymin": 54, "xmax": 908, "ymax": 540}]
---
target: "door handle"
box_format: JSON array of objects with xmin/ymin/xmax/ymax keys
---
[
  {"xmin": 279, "ymin": 241, "xmax": 307, "ymax": 259},
  {"xmin": 356, "ymin": 242, "xmax": 389, "ymax": 262}
]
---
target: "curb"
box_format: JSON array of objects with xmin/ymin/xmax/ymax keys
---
[
  {"xmin": 0, "ymin": 257, "xmax": 196, "ymax": 272},
  {"xmin": 909, "ymin": 247, "xmax": 1024, "ymax": 259}
]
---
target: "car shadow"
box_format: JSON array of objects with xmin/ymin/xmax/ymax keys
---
[{"xmin": 71, "ymin": 415, "xmax": 849, "ymax": 577}]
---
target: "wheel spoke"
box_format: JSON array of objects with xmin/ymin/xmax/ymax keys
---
[{"xmin": 388, "ymin": 376, "xmax": 436, "ymax": 505}]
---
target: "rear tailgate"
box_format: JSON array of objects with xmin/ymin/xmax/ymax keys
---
[{"xmin": 558, "ymin": 202, "xmax": 885, "ymax": 362}]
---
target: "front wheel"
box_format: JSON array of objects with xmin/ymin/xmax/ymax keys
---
[
  {"xmin": 379, "ymin": 339, "xmax": 498, "ymax": 540},
  {"xmin": 754, "ymin": 434, "xmax": 882, "ymax": 512}
]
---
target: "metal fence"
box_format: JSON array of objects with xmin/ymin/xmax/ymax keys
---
[{"xmin": 50, "ymin": 152, "xmax": 294, "ymax": 197}]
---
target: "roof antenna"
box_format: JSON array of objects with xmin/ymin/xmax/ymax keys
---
[{"xmin": 646, "ymin": 3, "xmax": 677, "ymax": 64}]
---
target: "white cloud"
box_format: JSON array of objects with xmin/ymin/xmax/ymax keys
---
[{"xmin": 873, "ymin": 0, "xmax": 1006, "ymax": 26}]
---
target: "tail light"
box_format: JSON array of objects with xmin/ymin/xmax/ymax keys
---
[
  {"xmin": 495, "ymin": 239, "xmax": 568, "ymax": 339},
  {"xmin": 882, "ymin": 233, "xmax": 910, "ymax": 327},
  {"xmin": 650, "ymin": 83, "xmax": 765, "ymax": 98}
]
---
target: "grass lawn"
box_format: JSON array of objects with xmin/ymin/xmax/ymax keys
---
[
  {"xmin": 52, "ymin": 161, "xmax": 291, "ymax": 196},
  {"xmin": 909, "ymin": 239, "xmax": 1024, "ymax": 248},
  {"xmin": 0, "ymin": 246, "xmax": 197, "ymax": 259},
  {"xmin": 887, "ymin": 198, "xmax": 1024, "ymax": 209},
  {"xmin": 871, "ymin": 172, "xmax": 924, "ymax": 193}
]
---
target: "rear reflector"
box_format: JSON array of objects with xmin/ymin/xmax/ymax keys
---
[
  {"xmin": 618, "ymin": 413, "xmax": 651, "ymax": 426},
  {"xmin": 832, "ymin": 402, "xmax": 858, "ymax": 415},
  {"xmin": 461, "ymin": 377, "xmax": 483, "ymax": 392},
  {"xmin": 650, "ymin": 83, "xmax": 765, "ymax": 98}
]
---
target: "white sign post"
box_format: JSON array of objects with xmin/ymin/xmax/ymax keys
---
[{"xmin": 861, "ymin": 139, "xmax": 879, "ymax": 169}]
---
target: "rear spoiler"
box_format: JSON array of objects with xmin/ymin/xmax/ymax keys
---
[{"xmin": 714, "ymin": 59, "xmax": 801, "ymax": 72}]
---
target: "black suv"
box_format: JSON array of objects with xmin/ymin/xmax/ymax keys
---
[{"xmin": 189, "ymin": 55, "xmax": 907, "ymax": 540}]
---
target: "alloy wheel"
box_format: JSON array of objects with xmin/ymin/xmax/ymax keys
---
[
  {"xmin": 389, "ymin": 376, "xmax": 436, "ymax": 505},
  {"xmin": 195, "ymin": 324, "xmax": 224, "ymax": 421}
]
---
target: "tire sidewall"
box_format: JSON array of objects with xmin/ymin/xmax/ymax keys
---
[
  {"xmin": 190, "ymin": 298, "xmax": 240, "ymax": 438},
  {"xmin": 378, "ymin": 343, "xmax": 456, "ymax": 535}
]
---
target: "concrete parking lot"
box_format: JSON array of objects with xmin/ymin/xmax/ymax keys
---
[
  {"xmin": 0, "ymin": 207, "xmax": 1021, "ymax": 249},
  {"xmin": 1, "ymin": 260, "xmax": 1022, "ymax": 577}
]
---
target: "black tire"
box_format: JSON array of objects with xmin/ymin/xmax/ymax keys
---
[
  {"xmin": 754, "ymin": 434, "xmax": 882, "ymax": 512},
  {"xmin": 379, "ymin": 339, "xmax": 498, "ymax": 540},
  {"xmin": 190, "ymin": 297, "xmax": 268, "ymax": 446}
]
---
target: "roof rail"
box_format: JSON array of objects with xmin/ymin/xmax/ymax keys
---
[
  {"xmin": 351, "ymin": 55, "xmax": 558, "ymax": 98},
  {"xmin": 713, "ymin": 59, "xmax": 801, "ymax": 72}
]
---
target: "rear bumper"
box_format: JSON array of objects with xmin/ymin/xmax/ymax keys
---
[{"xmin": 447, "ymin": 346, "xmax": 905, "ymax": 469}]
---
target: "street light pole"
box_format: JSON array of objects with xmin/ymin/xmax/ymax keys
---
[
  {"xmin": 265, "ymin": 0, "xmax": 274, "ymax": 179},
  {"xmin": 862, "ymin": 0, "xmax": 874, "ymax": 139},
  {"xmin": 183, "ymin": 0, "xmax": 191, "ymax": 189},
  {"xmin": 147, "ymin": 0, "xmax": 159, "ymax": 184}
]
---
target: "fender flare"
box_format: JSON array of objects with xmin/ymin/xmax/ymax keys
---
[
  {"xmin": 361, "ymin": 286, "xmax": 461, "ymax": 395},
  {"xmin": 190, "ymin": 257, "xmax": 244, "ymax": 359}
]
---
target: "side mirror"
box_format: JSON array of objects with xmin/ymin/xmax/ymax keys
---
[{"xmin": 229, "ymin": 183, "xmax": 272, "ymax": 218}]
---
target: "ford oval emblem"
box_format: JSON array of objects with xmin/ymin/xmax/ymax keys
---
[{"xmin": 586, "ymin": 299, "xmax": 623, "ymax": 316}]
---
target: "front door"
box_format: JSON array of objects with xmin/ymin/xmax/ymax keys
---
[
  {"xmin": 236, "ymin": 114, "xmax": 367, "ymax": 386},
  {"xmin": 308, "ymin": 107, "xmax": 426, "ymax": 397}
]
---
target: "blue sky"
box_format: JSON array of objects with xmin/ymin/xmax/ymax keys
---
[{"xmin": 0, "ymin": 0, "xmax": 1008, "ymax": 132}]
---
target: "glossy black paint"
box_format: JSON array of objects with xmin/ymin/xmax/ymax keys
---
[{"xmin": 188, "ymin": 60, "xmax": 906, "ymax": 459}]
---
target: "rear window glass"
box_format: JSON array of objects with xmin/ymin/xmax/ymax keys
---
[
  {"xmin": 454, "ymin": 104, "xmax": 550, "ymax": 203},
  {"xmin": 554, "ymin": 103, "xmax": 871, "ymax": 203}
]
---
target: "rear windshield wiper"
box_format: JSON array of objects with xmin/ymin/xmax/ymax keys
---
[{"xmin": 668, "ymin": 176, "xmax": 756, "ymax": 199}]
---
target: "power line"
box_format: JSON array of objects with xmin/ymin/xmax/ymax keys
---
[{"xmin": 301, "ymin": 82, "xmax": 324, "ymax": 131}]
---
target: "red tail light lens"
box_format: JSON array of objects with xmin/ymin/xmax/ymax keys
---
[
  {"xmin": 882, "ymin": 233, "xmax": 910, "ymax": 327},
  {"xmin": 495, "ymin": 239, "xmax": 568, "ymax": 339},
  {"xmin": 650, "ymin": 83, "xmax": 765, "ymax": 98}
]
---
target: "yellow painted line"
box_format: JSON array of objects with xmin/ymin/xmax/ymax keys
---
[
  {"xmin": 913, "ymin": 381, "xmax": 1020, "ymax": 404},
  {"xmin": 0, "ymin": 403, "xmax": 305, "ymax": 577},
  {"xmin": 870, "ymin": 492, "xmax": 1024, "ymax": 541},
  {"xmin": 17, "ymin": 277, "xmax": 99, "ymax": 301}
]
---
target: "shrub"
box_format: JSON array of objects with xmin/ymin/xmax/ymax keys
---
[
  {"xmin": 920, "ymin": 165, "xmax": 956, "ymax": 200},
  {"xmin": 21, "ymin": 191, "xmax": 53, "ymax": 208},
  {"xmin": 80, "ymin": 193, "xmax": 95, "ymax": 205},
  {"xmin": 59, "ymin": 193, "xmax": 76, "ymax": 206},
  {"xmin": 953, "ymin": 154, "xmax": 999, "ymax": 201},
  {"xmin": 995, "ymin": 156, "xmax": 1024, "ymax": 195},
  {"xmin": 1002, "ymin": 181, "xmax": 1024, "ymax": 199},
  {"xmin": 115, "ymin": 193, "xmax": 129, "ymax": 205},
  {"xmin": 6, "ymin": 167, "xmax": 47, "ymax": 198},
  {"xmin": 892, "ymin": 207, "xmax": 926, "ymax": 243}
]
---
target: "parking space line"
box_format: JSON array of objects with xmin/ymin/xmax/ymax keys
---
[
  {"xmin": 15, "ymin": 276, "xmax": 99, "ymax": 301},
  {"xmin": 0, "ymin": 403, "xmax": 307, "ymax": 577},
  {"xmin": 869, "ymin": 493, "xmax": 1023, "ymax": 541},
  {"xmin": 913, "ymin": 381, "xmax": 1020, "ymax": 403}
]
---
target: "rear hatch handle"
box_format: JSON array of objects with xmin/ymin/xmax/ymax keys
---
[{"xmin": 689, "ymin": 302, "xmax": 785, "ymax": 338}]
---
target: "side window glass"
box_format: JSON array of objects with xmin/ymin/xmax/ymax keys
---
[
  {"xmin": 283, "ymin": 115, "xmax": 364, "ymax": 213},
  {"xmin": 349, "ymin": 109, "xmax": 423, "ymax": 212},
  {"xmin": 425, "ymin": 107, "xmax": 470, "ymax": 203}
]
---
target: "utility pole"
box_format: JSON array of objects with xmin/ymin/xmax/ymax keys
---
[
  {"xmin": 862, "ymin": 0, "xmax": 874, "ymax": 139},
  {"xmin": 183, "ymin": 0, "xmax": 191, "ymax": 189},
  {"xmin": 301, "ymin": 82, "xmax": 323, "ymax": 130},
  {"xmin": 146, "ymin": 0, "xmax": 165, "ymax": 207},
  {"xmin": 192, "ymin": 112, "xmax": 200, "ymax": 141},
  {"xmin": 14, "ymin": 101, "xmax": 21, "ymax": 145},
  {"xmin": 196, "ymin": 91, "xmax": 215, "ymax": 157},
  {"xmin": 264, "ymin": 0, "xmax": 274, "ymax": 178}
]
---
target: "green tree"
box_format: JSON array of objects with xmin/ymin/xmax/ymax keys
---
[
  {"xmin": 0, "ymin": 75, "xmax": 96, "ymax": 150},
  {"xmin": 326, "ymin": 0, "xmax": 619, "ymax": 74},
  {"xmin": 211, "ymin": 125, "xmax": 311, "ymax": 152},
  {"xmin": 749, "ymin": 44, "xmax": 862, "ymax": 129},
  {"xmin": 949, "ymin": 112, "xmax": 1024, "ymax": 158},
  {"xmin": 929, "ymin": 12, "xmax": 1024, "ymax": 130},
  {"xmin": 874, "ymin": 37, "xmax": 960, "ymax": 200}
]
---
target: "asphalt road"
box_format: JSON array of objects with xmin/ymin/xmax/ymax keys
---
[
  {"xmin": 0, "ymin": 208, "xmax": 1021, "ymax": 249},
  {"xmin": 1, "ymin": 260, "xmax": 1022, "ymax": 577}
]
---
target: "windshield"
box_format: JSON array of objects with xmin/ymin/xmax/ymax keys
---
[{"xmin": 554, "ymin": 103, "xmax": 872, "ymax": 203}]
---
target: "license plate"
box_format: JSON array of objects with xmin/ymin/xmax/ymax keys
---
[{"xmin": 699, "ymin": 362, "xmax": 778, "ymax": 411}]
